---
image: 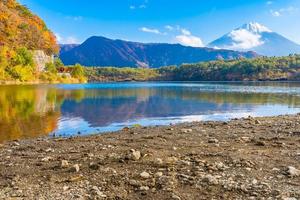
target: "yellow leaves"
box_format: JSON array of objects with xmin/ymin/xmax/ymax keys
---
[{"xmin": 0, "ymin": 0, "xmax": 59, "ymax": 55}]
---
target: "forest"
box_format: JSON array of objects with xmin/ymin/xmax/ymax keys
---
[
  {"xmin": 0, "ymin": 0, "xmax": 86, "ymax": 83},
  {"xmin": 86, "ymin": 55, "xmax": 300, "ymax": 82}
]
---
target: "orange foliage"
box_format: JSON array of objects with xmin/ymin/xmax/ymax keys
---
[{"xmin": 0, "ymin": 0, "xmax": 59, "ymax": 55}]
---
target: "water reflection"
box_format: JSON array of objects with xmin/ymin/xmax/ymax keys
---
[{"xmin": 0, "ymin": 82, "xmax": 300, "ymax": 142}]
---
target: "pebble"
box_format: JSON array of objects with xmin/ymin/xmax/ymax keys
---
[
  {"xmin": 139, "ymin": 186, "xmax": 149, "ymax": 191},
  {"xmin": 91, "ymin": 186, "xmax": 107, "ymax": 197},
  {"xmin": 129, "ymin": 180, "xmax": 141, "ymax": 187},
  {"xmin": 63, "ymin": 186, "xmax": 69, "ymax": 191},
  {"xmin": 171, "ymin": 194, "xmax": 181, "ymax": 200},
  {"xmin": 140, "ymin": 171, "xmax": 151, "ymax": 179},
  {"xmin": 45, "ymin": 148, "xmax": 54, "ymax": 152},
  {"xmin": 89, "ymin": 162, "xmax": 99, "ymax": 170},
  {"xmin": 166, "ymin": 157, "xmax": 178, "ymax": 164},
  {"xmin": 61, "ymin": 160, "xmax": 69, "ymax": 168},
  {"xmin": 181, "ymin": 128, "xmax": 192, "ymax": 133},
  {"xmin": 202, "ymin": 175, "xmax": 219, "ymax": 185},
  {"xmin": 154, "ymin": 172, "xmax": 163, "ymax": 177},
  {"xmin": 41, "ymin": 156, "xmax": 52, "ymax": 162},
  {"xmin": 70, "ymin": 164, "xmax": 80, "ymax": 172},
  {"xmin": 131, "ymin": 150, "xmax": 141, "ymax": 161},
  {"xmin": 208, "ymin": 138, "xmax": 219, "ymax": 143},
  {"xmin": 155, "ymin": 158, "xmax": 163, "ymax": 165},
  {"xmin": 286, "ymin": 166, "xmax": 300, "ymax": 177},
  {"xmin": 255, "ymin": 120, "xmax": 261, "ymax": 125}
]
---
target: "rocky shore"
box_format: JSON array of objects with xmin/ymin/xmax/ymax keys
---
[{"xmin": 0, "ymin": 114, "xmax": 300, "ymax": 200}]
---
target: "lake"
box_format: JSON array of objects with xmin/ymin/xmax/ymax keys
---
[{"xmin": 1, "ymin": 82, "xmax": 300, "ymax": 142}]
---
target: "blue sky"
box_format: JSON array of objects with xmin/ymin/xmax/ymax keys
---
[{"xmin": 19, "ymin": 0, "xmax": 300, "ymax": 46}]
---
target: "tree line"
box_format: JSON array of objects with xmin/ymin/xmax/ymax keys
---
[{"xmin": 85, "ymin": 55, "xmax": 300, "ymax": 82}]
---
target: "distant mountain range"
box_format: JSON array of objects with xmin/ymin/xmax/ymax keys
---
[
  {"xmin": 59, "ymin": 22, "xmax": 300, "ymax": 67},
  {"xmin": 59, "ymin": 36, "xmax": 257, "ymax": 68},
  {"xmin": 208, "ymin": 22, "xmax": 300, "ymax": 56}
]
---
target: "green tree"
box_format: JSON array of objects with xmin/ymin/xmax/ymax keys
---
[
  {"xmin": 71, "ymin": 63, "xmax": 85, "ymax": 78},
  {"xmin": 45, "ymin": 62, "xmax": 57, "ymax": 74}
]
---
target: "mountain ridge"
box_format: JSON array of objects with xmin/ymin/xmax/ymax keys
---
[{"xmin": 60, "ymin": 36, "xmax": 258, "ymax": 68}]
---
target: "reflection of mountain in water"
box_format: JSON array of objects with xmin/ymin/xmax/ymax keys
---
[
  {"xmin": 60, "ymin": 86, "xmax": 300, "ymax": 127},
  {"xmin": 60, "ymin": 95, "xmax": 253, "ymax": 127},
  {"xmin": 1, "ymin": 82, "xmax": 300, "ymax": 142}
]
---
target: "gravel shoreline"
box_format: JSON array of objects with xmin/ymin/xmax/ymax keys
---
[{"xmin": 0, "ymin": 114, "xmax": 300, "ymax": 199}]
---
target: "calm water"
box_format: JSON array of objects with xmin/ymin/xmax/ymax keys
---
[{"xmin": 1, "ymin": 82, "xmax": 300, "ymax": 142}]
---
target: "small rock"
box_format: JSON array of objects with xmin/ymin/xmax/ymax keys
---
[
  {"xmin": 255, "ymin": 141, "xmax": 266, "ymax": 146},
  {"xmin": 166, "ymin": 157, "xmax": 178, "ymax": 164},
  {"xmin": 129, "ymin": 179, "xmax": 141, "ymax": 187},
  {"xmin": 208, "ymin": 138, "xmax": 219, "ymax": 143},
  {"xmin": 41, "ymin": 156, "xmax": 52, "ymax": 162},
  {"xmin": 131, "ymin": 150, "xmax": 141, "ymax": 161},
  {"xmin": 202, "ymin": 175, "xmax": 218, "ymax": 185},
  {"xmin": 171, "ymin": 194, "xmax": 181, "ymax": 200},
  {"xmin": 139, "ymin": 186, "xmax": 149, "ymax": 191},
  {"xmin": 181, "ymin": 128, "xmax": 192, "ymax": 133},
  {"xmin": 255, "ymin": 120, "xmax": 261, "ymax": 125},
  {"xmin": 286, "ymin": 166, "xmax": 300, "ymax": 177},
  {"xmin": 89, "ymin": 162, "xmax": 99, "ymax": 170},
  {"xmin": 140, "ymin": 171, "xmax": 151, "ymax": 179},
  {"xmin": 61, "ymin": 160, "xmax": 69, "ymax": 168},
  {"xmin": 252, "ymin": 179, "xmax": 258, "ymax": 185},
  {"xmin": 12, "ymin": 142, "xmax": 20, "ymax": 146},
  {"xmin": 155, "ymin": 172, "xmax": 163, "ymax": 177},
  {"xmin": 70, "ymin": 164, "xmax": 80, "ymax": 172},
  {"xmin": 45, "ymin": 148, "xmax": 54, "ymax": 152},
  {"xmin": 91, "ymin": 186, "xmax": 107, "ymax": 197},
  {"xmin": 63, "ymin": 186, "xmax": 69, "ymax": 191},
  {"xmin": 155, "ymin": 158, "xmax": 163, "ymax": 165}
]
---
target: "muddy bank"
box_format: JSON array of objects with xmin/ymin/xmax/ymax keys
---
[{"xmin": 0, "ymin": 114, "xmax": 299, "ymax": 199}]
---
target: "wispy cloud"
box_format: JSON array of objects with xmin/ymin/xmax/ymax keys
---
[
  {"xmin": 266, "ymin": 1, "xmax": 273, "ymax": 6},
  {"xmin": 270, "ymin": 6, "xmax": 299, "ymax": 17},
  {"xmin": 130, "ymin": 0, "xmax": 148, "ymax": 10},
  {"xmin": 55, "ymin": 33, "xmax": 79, "ymax": 44},
  {"xmin": 165, "ymin": 25, "xmax": 174, "ymax": 31},
  {"xmin": 270, "ymin": 10, "xmax": 281, "ymax": 17},
  {"xmin": 139, "ymin": 27, "xmax": 165, "ymax": 35},
  {"xmin": 65, "ymin": 16, "xmax": 83, "ymax": 21},
  {"xmin": 175, "ymin": 28, "xmax": 204, "ymax": 47}
]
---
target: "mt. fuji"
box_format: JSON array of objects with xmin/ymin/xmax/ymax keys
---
[{"xmin": 208, "ymin": 22, "xmax": 300, "ymax": 56}]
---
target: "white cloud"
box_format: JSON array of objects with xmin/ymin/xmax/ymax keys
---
[
  {"xmin": 55, "ymin": 33, "xmax": 63, "ymax": 43},
  {"xmin": 130, "ymin": 0, "xmax": 148, "ymax": 10},
  {"xmin": 181, "ymin": 28, "xmax": 191, "ymax": 36},
  {"xmin": 66, "ymin": 16, "xmax": 83, "ymax": 21},
  {"xmin": 270, "ymin": 6, "xmax": 299, "ymax": 17},
  {"xmin": 228, "ymin": 29, "xmax": 264, "ymax": 49},
  {"xmin": 165, "ymin": 25, "xmax": 174, "ymax": 31},
  {"xmin": 55, "ymin": 33, "xmax": 79, "ymax": 44},
  {"xmin": 139, "ymin": 27, "xmax": 163, "ymax": 34},
  {"xmin": 175, "ymin": 28, "xmax": 204, "ymax": 47},
  {"xmin": 266, "ymin": 1, "xmax": 273, "ymax": 5},
  {"xmin": 65, "ymin": 36, "xmax": 79, "ymax": 44},
  {"xmin": 270, "ymin": 10, "xmax": 281, "ymax": 17}
]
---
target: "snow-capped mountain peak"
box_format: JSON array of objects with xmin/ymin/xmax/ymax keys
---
[
  {"xmin": 239, "ymin": 22, "xmax": 272, "ymax": 33},
  {"xmin": 208, "ymin": 22, "xmax": 300, "ymax": 56}
]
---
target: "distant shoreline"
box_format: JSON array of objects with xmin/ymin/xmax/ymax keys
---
[{"xmin": 1, "ymin": 80, "xmax": 300, "ymax": 86}]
